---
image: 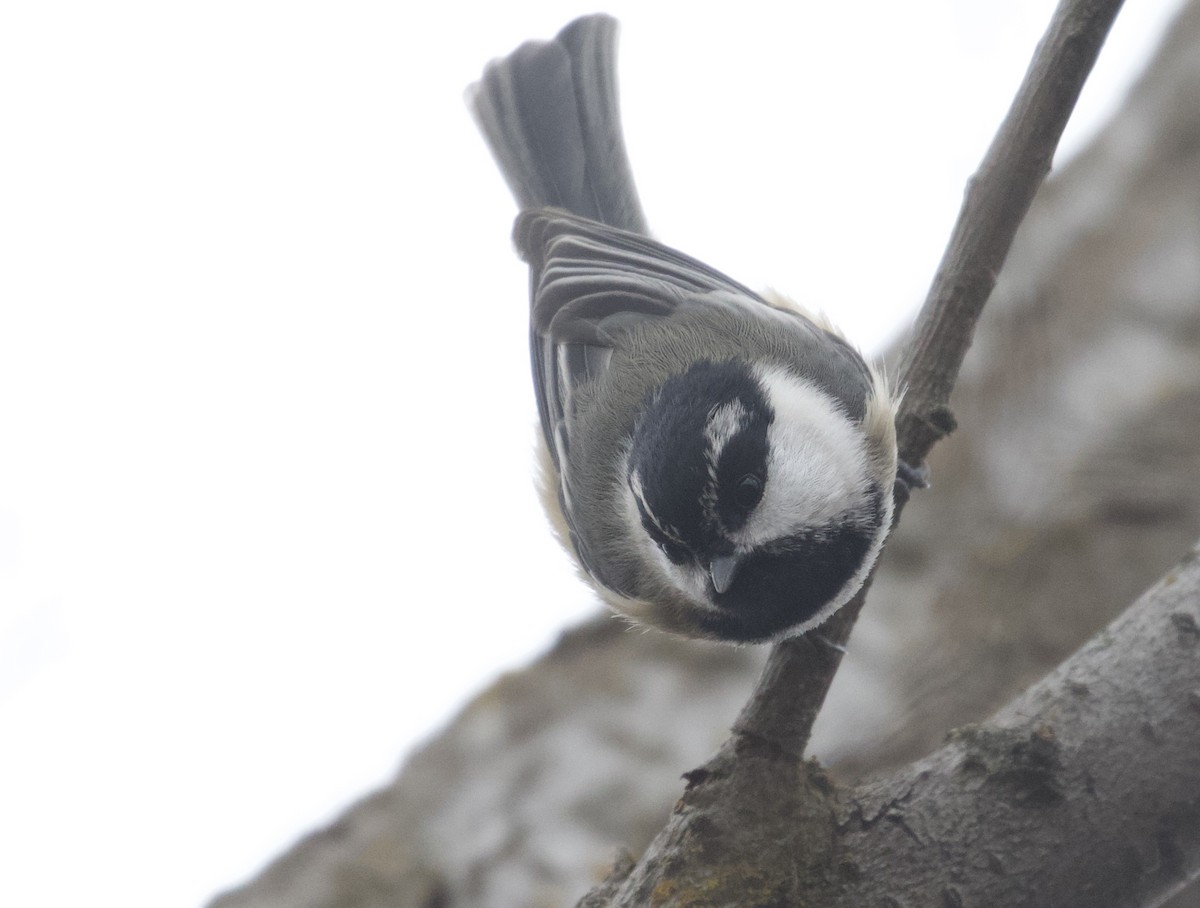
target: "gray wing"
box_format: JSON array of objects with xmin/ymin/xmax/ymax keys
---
[
  {"xmin": 517, "ymin": 209, "xmax": 769, "ymax": 345},
  {"xmin": 517, "ymin": 210, "xmax": 876, "ymax": 472},
  {"xmin": 515, "ymin": 209, "xmax": 812, "ymax": 469},
  {"xmin": 469, "ymin": 15, "xmax": 655, "ymax": 589},
  {"xmin": 468, "ymin": 14, "xmax": 646, "ymax": 234}
]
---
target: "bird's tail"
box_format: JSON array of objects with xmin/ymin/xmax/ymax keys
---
[{"xmin": 468, "ymin": 14, "xmax": 648, "ymax": 235}]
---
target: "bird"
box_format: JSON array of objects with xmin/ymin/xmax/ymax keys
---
[{"xmin": 468, "ymin": 14, "xmax": 910, "ymax": 643}]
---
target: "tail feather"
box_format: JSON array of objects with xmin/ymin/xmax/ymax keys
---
[{"xmin": 468, "ymin": 14, "xmax": 648, "ymax": 235}]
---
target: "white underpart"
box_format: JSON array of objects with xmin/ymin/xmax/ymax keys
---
[{"xmin": 735, "ymin": 364, "xmax": 872, "ymax": 548}]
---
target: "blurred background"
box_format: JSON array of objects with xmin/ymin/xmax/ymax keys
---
[{"xmin": 0, "ymin": 2, "xmax": 1191, "ymax": 906}]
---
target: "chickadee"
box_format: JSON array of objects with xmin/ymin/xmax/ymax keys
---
[{"xmin": 470, "ymin": 15, "xmax": 905, "ymax": 643}]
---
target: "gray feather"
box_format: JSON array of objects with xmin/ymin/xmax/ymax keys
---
[
  {"xmin": 516, "ymin": 209, "xmax": 816, "ymax": 348},
  {"xmin": 469, "ymin": 14, "xmax": 650, "ymax": 518},
  {"xmin": 468, "ymin": 14, "xmax": 646, "ymax": 234}
]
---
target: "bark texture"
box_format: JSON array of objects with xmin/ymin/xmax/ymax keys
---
[
  {"xmin": 602, "ymin": 543, "xmax": 1200, "ymax": 906},
  {"xmin": 210, "ymin": 2, "xmax": 1200, "ymax": 905},
  {"xmin": 832, "ymin": 548, "xmax": 1200, "ymax": 907}
]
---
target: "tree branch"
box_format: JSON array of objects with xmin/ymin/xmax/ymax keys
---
[
  {"xmin": 733, "ymin": 0, "xmax": 1127, "ymax": 763},
  {"xmin": 607, "ymin": 542, "xmax": 1200, "ymax": 906},
  {"xmin": 830, "ymin": 542, "xmax": 1200, "ymax": 908},
  {"xmin": 895, "ymin": 0, "xmax": 1129, "ymax": 468}
]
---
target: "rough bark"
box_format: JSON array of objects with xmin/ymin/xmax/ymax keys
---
[
  {"xmin": 830, "ymin": 546, "xmax": 1200, "ymax": 907},
  {"xmin": 603, "ymin": 543, "xmax": 1200, "ymax": 906}
]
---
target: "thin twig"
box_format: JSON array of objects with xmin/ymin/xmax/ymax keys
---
[{"xmin": 733, "ymin": 0, "xmax": 1127, "ymax": 759}]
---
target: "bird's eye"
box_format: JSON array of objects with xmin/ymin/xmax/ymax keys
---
[{"xmin": 733, "ymin": 474, "xmax": 764, "ymax": 510}]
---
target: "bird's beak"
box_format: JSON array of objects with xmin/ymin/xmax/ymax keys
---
[{"xmin": 709, "ymin": 554, "xmax": 741, "ymax": 594}]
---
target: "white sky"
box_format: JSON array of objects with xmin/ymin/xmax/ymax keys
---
[{"xmin": 0, "ymin": 2, "xmax": 1186, "ymax": 905}]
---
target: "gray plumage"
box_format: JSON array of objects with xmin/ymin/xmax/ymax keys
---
[
  {"xmin": 469, "ymin": 14, "xmax": 646, "ymax": 234},
  {"xmin": 469, "ymin": 16, "xmax": 900, "ymax": 642}
]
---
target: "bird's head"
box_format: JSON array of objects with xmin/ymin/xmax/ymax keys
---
[{"xmin": 625, "ymin": 359, "xmax": 889, "ymax": 642}]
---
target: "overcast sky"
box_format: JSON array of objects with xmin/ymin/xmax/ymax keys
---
[{"xmin": 0, "ymin": 1, "xmax": 1187, "ymax": 905}]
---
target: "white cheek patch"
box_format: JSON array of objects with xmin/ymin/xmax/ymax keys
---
[{"xmin": 738, "ymin": 364, "xmax": 872, "ymax": 545}]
